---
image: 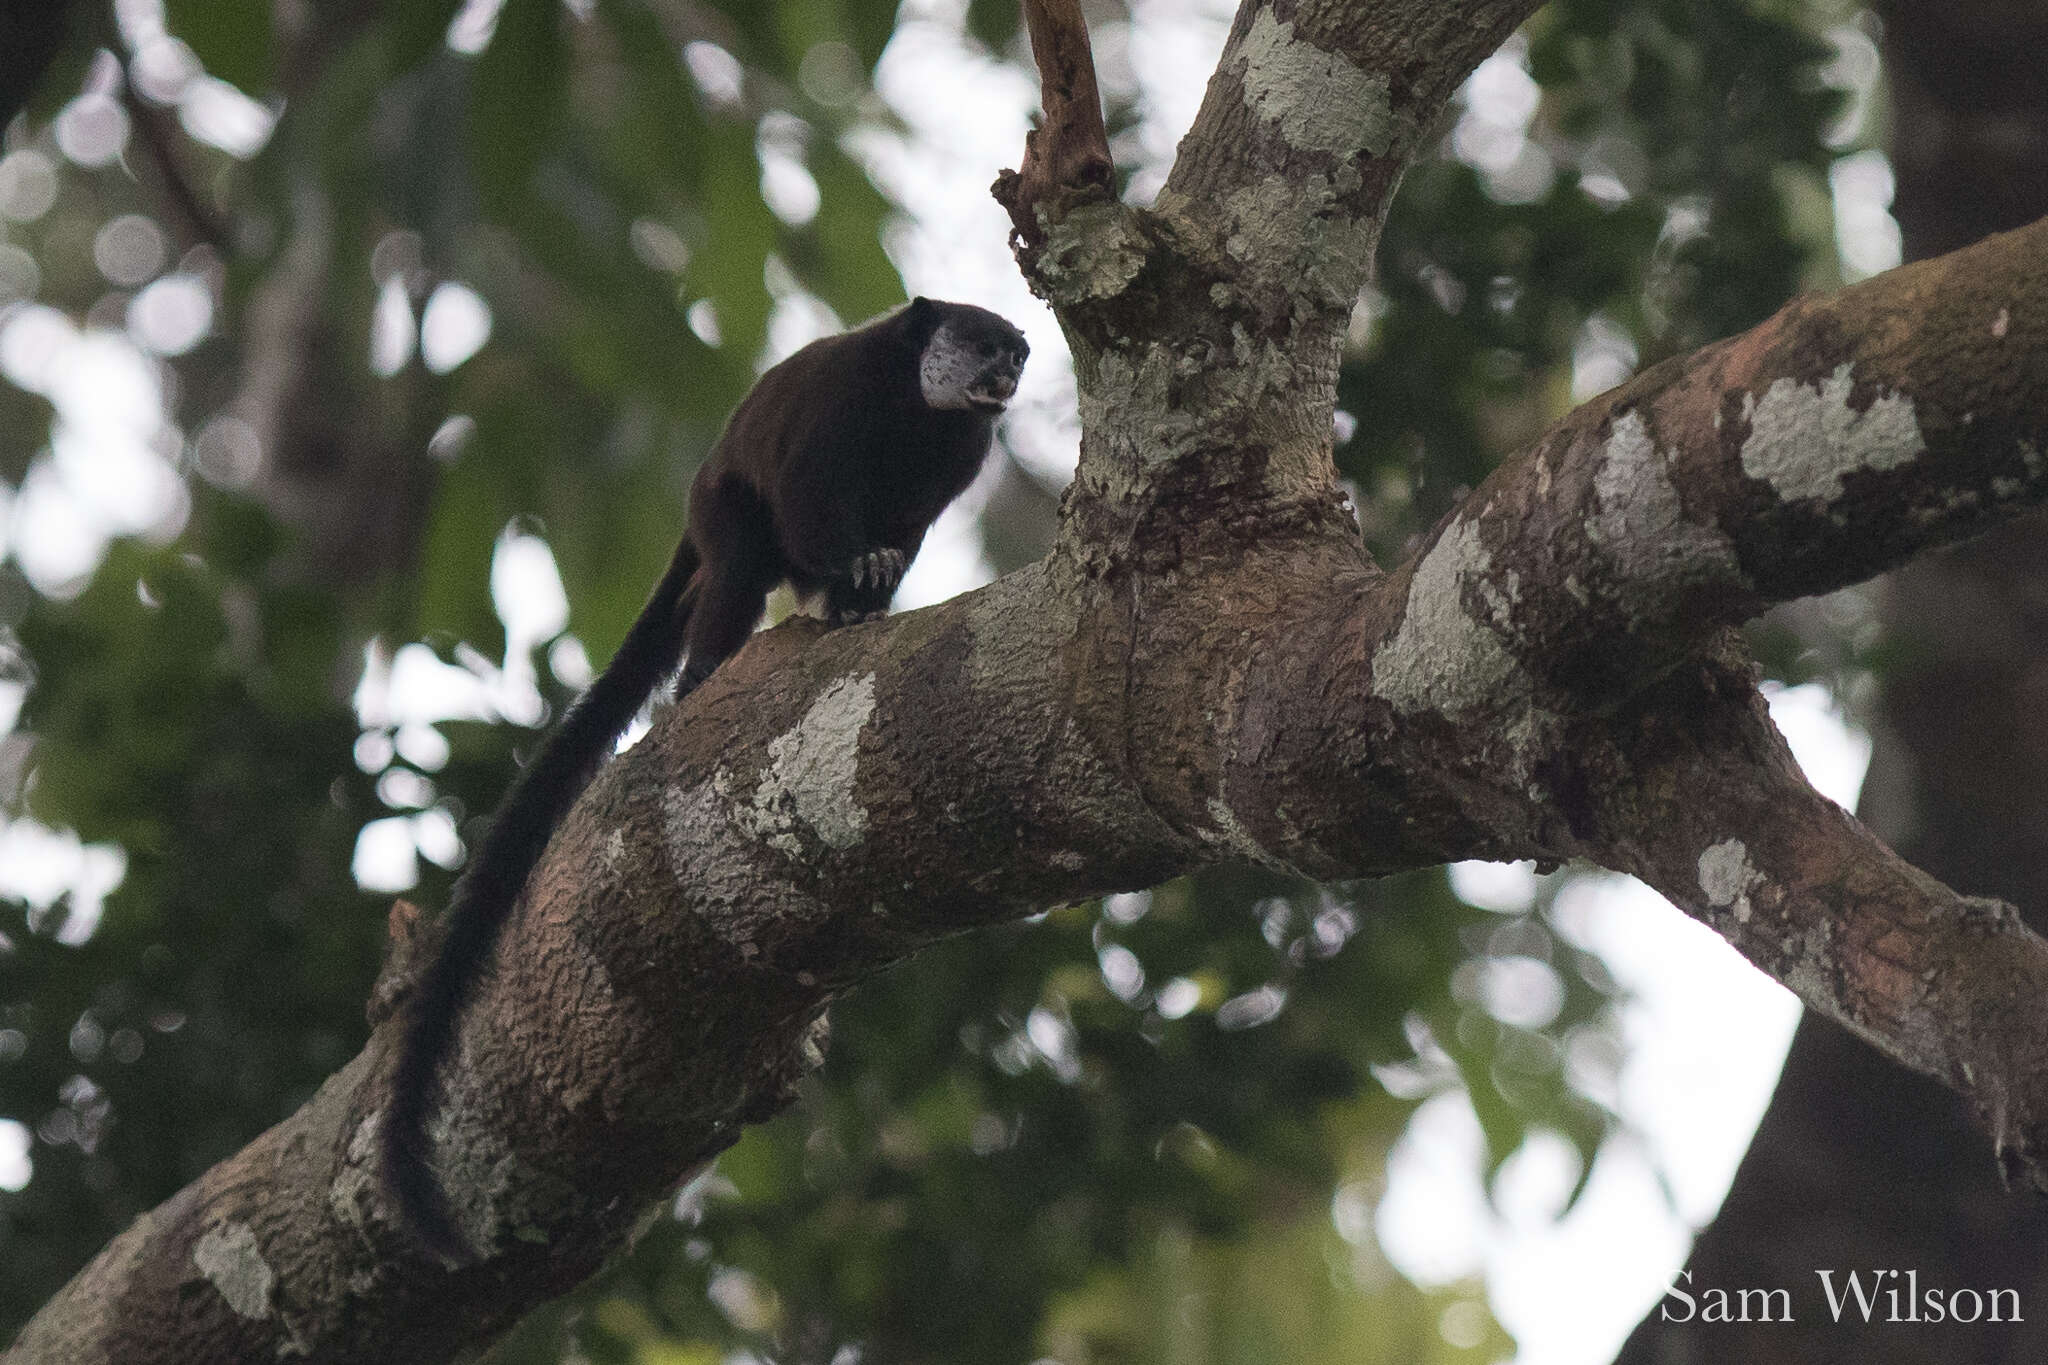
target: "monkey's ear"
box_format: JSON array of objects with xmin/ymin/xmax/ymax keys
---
[{"xmin": 901, "ymin": 295, "xmax": 939, "ymax": 338}]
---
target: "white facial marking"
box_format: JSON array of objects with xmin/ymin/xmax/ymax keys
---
[{"xmin": 920, "ymin": 323, "xmax": 989, "ymax": 411}]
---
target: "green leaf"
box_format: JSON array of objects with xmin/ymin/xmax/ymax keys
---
[
  {"xmin": 1, "ymin": 0, "xmax": 88, "ymax": 126},
  {"xmin": 598, "ymin": 0, "xmax": 709, "ymax": 192},
  {"xmin": 786, "ymin": 140, "xmax": 904, "ymax": 325},
  {"xmin": 387, "ymin": 0, "xmax": 467, "ymax": 72},
  {"xmin": 686, "ymin": 122, "xmax": 778, "ymax": 362},
  {"xmin": 838, "ymin": 0, "xmax": 903, "ymax": 71},
  {"xmin": 699, "ymin": 0, "xmax": 787, "ymax": 69},
  {"xmin": 470, "ymin": 0, "xmax": 565, "ymax": 217},
  {"xmin": 964, "ymin": 0, "xmax": 1021, "ymax": 52},
  {"xmin": 164, "ymin": 0, "xmax": 275, "ymax": 94}
]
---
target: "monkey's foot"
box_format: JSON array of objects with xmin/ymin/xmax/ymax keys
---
[
  {"xmin": 849, "ymin": 548, "xmax": 906, "ymax": 591},
  {"xmin": 832, "ymin": 606, "xmax": 890, "ymax": 627}
]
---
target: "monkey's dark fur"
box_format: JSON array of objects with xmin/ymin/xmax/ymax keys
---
[{"xmin": 384, "ymin": 299, "xmax": 1027, "ymax": 1256}]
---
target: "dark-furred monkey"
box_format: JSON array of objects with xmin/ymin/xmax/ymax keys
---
[{"xmin": 384, "ymin": 298, "xmax": 1028, "ymax": 1255}]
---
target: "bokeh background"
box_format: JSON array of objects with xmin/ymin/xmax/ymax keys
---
[{"xmin": 0, "ymin": 0, "xmax": 1976, "ymax": 1361}]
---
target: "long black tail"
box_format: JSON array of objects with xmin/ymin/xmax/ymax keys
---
[{"xmin": 383, "ymin": 536, "xmax": 701, "ymax": 1257}]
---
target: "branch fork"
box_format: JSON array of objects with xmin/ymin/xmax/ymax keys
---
[{"xmin": 22, "ymin": 1, "xmax": 2048, "ymax": 1359}]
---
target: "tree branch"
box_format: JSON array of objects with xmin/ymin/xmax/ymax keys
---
[
  {"xmin": 20, "ymin": 2, "xmax": 2048, "ymax": 1359},
  {"xmin": 116, "ymin": 54, "xmax": 233, "ymax": 253},
  {"xmin": 1159, "ymin": 0, "xmax": 1542, "ymax": 288},
  {"xmin": 1432, "ymin": 216, "xmax": 2048, "ymax": 701},
  {"xmin": 990, "ymin": 0, "xmax": 1113, "ymax": 250},
  {"xmin": 22, "ymin": 209, "xmax": 2048, "ymax": 1365},
  {"xmin": 1002, "ymin": 0, "xmax": 1544, "ymax": 571},
  {"xmin": 1593, "ymin": 661, "xmax": 2048, "ymax": 1189}
]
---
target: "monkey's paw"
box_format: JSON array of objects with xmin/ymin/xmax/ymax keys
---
[{"xmin": 849, "ymin": 547, "xmax": 907, "ymax": 591}]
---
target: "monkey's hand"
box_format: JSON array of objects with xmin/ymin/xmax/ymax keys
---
[{"xmin": 848, "ymin": 547, "xmax": 907, "ymax": 592}]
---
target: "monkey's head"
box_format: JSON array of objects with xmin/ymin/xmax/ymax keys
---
[{"xmin": 910, "ymin": 299, "xmax": 1029, "ymax": 413}]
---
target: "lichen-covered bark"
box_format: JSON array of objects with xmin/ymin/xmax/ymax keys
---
[
  {"xmin": 1617, "ymin": 4, "xmax": 2048, "ymax": 1359},
  {"xmin": 1587, "ymin": 661, "xmax": 2048, "ymax": 1171},
  {"xmin": 1385, "ymin": 218, "xmax": 2048, "ymax": 713},
  {"xmin": 17, "ymin": 0, "xmax": 2048, "ymax": 1360}
]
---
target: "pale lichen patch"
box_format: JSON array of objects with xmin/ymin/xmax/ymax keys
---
[
  {"xmin": 1212, "ymin": 171, "xmax": 1377, "ymax": 312},
  {"xmin": 750, "ymin": 673, "xmax": 877, "ymax": 852},
  {"xmin": 1739, "ymin": 363, "xmax": 1925, "ymax": 504},
  {"xmin": 192, "ymin": 1220, "xmax": 274, "ymax": 1321},
  {"xmin": 1993, "ymin": 307, "xmax": 2011, "ymax": 339},
  {"xmin": 1072, "ymin": 342, "xmax": 1179, "ymax": 490},
  {"xmin": 426, "ymin": 1108, "xmax": 556, "ymax": 1260},
  {"xmin": 1372, "ymin": 518, "xmax": 1520, "ymax": 715},
  {"xmin": 1036, "ymin": 202, "xmax": 1147, "ymax": 304},
  {"xmin": 1201, "ymin": 797, "xmax": 1296, "ymax": 874},
  {"xmin": 1237, "ymin": 9, "xmax": 1396, "ymax": 157},
  {"xmin": 664, "ymin": 779, "xmax": 816, "ymax": 932},
  {"xmin": 1587, "ymin": 411, "xmax": 1743, "ymax": 612},
  {"xmin": 1698, "ymin": 838, "xmax": 1761, "ymax": 924},
  {"xmin": 1501, "ymin": 704, "xmax": 1567, "ymax": 794},
  {"xmin": 710, "ymin": 763, "xmax": 798, "ymax": 858},
  {"xmin": 329, "ymin": 1115, "xmax": 380, "ymax": 1230},
  {"xmin": 1074, "ymin": 306, "xmax": 1334, "ymax": 500}
]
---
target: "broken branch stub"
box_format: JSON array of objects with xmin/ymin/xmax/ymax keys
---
[{"xmin": 991, "ymin": 0, "xmax": 1115, "ymax": 252}]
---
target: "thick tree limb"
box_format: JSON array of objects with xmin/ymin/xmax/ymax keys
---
[
  {"xmin": 1013, "ymin": 0, "xmax": 1544, "ymax": 555},
  {"xmin": 1456, "ymin": 219, "xmax": 2048, "ymax": 689},
  {"xmin": 18, "ymin": 0, "xmax": 2048, "ymax": 1359},
  {"xmin": 1161, "ymin": 0, "xmax": 1543, "ymax": 238},
  {"xmin": 1619, "ymin": 9, "xmax": 2048, "ymax": 1355},
  {"xmin": 1356, "ymin": 216, "xmax": 2048, "ymax": 743},
  {"xmin": 1593, "ymin": 661, "xmax": 2048, "ymax": 1183}
]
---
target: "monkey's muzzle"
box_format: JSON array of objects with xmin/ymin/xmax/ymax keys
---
[{"xmin": 967, "ymin": 369, "xmax": 1020, "ymax": 411}]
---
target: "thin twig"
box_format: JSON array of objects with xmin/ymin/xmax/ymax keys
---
[{"xmin": 116, "ymin": 54, "xmax": 232, "ymax": 253}]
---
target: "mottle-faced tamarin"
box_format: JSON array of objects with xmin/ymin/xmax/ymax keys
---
[{"xmin": 384, "ymin": 298, "xmax": 1028, "ymax": 1256}]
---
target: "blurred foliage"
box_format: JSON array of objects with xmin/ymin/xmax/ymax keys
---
[
  {"xmin": 1339, "ymin": 0, "xmax": 1847, "ymax": 558},
  {"xmin": 0, "ymin": 0, "xmax": 1855, "ymax": 1359}
]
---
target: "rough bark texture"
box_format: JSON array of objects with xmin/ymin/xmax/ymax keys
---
[
  {"xmin": 16, "ymin": 0, "xmax": 2048, "ymax": 1361},
  {"xmin": 1617, "ymin": 3, "xmax": 2048, "ymax": 1361}
]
